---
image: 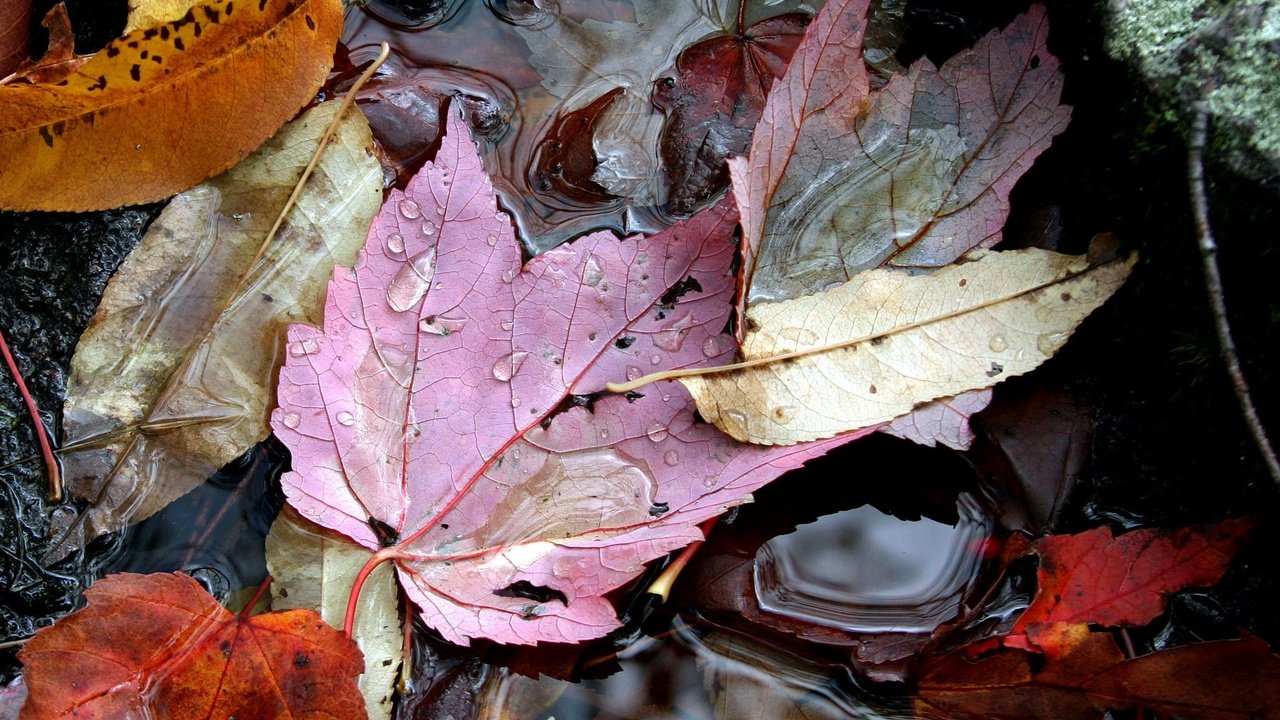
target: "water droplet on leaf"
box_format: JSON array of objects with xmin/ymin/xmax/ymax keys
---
[
  {"xmin": 336, "ymin": 410, "xmax": 356, "ymax": 427},
  {"xmin": 492, "ymin": 352, "xmax": 529, "ymax": 382},
  {"xmin": 399, "ymin": 198, "xmax": 422, "ymax": 219}
]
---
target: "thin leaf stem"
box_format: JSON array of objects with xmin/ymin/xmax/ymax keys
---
[
  {"xmin": 0, "ymin": 327, "xmax": 61, "ymax": 502},
  {"xmin": 1187, "ymin": 103, "xmax": 1280, "ymax": 486},
  {"xmin": 240, "ymin": 574, "xmax": 274, "ymax": 618},
  {"xmin": 344, "ymin": 547, "xmax": 402, "ymax": 638},
  {"xmin": 607, "ymin": 254, "xmax": 1127, "ymax": 394},
  {"xmin": 249, "ymin": 42, "xmax": 391, "ymax": 274}
]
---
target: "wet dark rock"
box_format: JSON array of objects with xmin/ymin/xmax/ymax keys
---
[{"xmin": 0, "ymin": 204, "xmax": 158, "ymax": 682}]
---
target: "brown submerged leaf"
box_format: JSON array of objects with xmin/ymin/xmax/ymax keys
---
[
  {"xmin": 0, "ymin": 0, "xmax": 343, "ymax": 211},
  {"xmin": 50, "ymin": 101, "xmax": 382, "ymax": 559}
]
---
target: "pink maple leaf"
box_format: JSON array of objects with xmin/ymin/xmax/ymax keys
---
[{"xmin": 272, "ymin": 112, "xmax": 868, "ymax": 646}]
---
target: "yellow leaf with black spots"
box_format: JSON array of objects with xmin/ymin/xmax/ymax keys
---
[{"xmin": 0, "ymin": 0, "xmax": 343, "ymax": 211}]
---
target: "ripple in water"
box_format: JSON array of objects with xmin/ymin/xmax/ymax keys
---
[{"xmin": 754, "ymin": 493, "xmax": 990, "ymax": 634}]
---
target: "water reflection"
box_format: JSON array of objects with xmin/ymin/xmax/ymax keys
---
[
  {"xmin": 755, "ymin": 494, "xmax": 990, "ymax": 634},
  {"xmin": 106, "ymin": 439, "xmax": 286, "ymax": 604},
  {"xmin": 447, "ymin": 617, "xmax": 908, "ymax": 719}
]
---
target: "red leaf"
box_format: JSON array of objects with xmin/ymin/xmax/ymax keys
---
[
  {"xmin": 917, "ymin": 632, "xmax": 1280, "ymax": 720},
  {"xmin": 731, "ymin": 3, "xmax": 1070, "ymax": 311},
  {"xmin": 18, "ymin": 573, "xmax": 365, "ymax": 720},
  {"xmin": 273, "ymin": 111, "xmax": 868, "ymax": 646},
  {"xmin": 1007, "ymin": 518, "xmax": 1253, "ymax": 654},
  {"xmin": 728, "ymin": 0, "xmax": 872, "ymax": 322},
  {"xmin": 654, "ymin": 13, "xmax": 808, "ymax": 214}
]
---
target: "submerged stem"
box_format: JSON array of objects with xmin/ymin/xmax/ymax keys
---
[{"xmin": 0, "ymin": 326, "xmax": 61, "ymax": 502}]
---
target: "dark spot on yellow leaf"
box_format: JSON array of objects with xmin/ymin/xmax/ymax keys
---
[
  {"xmin": 152, "ymin": 55, "xmax": 163, "ymax": 64},
  {"xmin": 226, "ymin": 2, "xmax": 235, "ymax": 15},
  {"xmin": 38, "ymin": 127, "xmax": 53, "ymax": 148},
  {"xmin": 193, "ymin": 23, "xmax": 202, "ymax": 37},
  {"xmin": 130, "ymin": 64, "xmax": 141, "ymax": 81},
  {"xmin": 959, "ymin": 278, "xmax": 968, "ymax": 287},
  {"xmin": 305, "ymin": 14, "xmax": 315, "ymax": 31},
  {"xmin": 174, "ymin": 37, "xmax": 185, "ymax": 51},
  {"xmin": 203, "ymin": 7, "xmax": 221, "ymax": 23},
  {"xmin": 140, "ymin": 50, "xmax": 149, "ymax": 59},
  {"xmin": 89, "ymin": 75, "xmax": 107, "ymax": 91},
  {"xmin": 871, "ymin": 337, "xmax": 884, "ymax": 346},
  {"xmin": 52, "ymin": 121, "xmax": 65, "ymax": 136},
  {"xmin": 869, "ymin": 384, "xmax": 877, "ymax": 394},
  {"xmin": 127, "ymin": 40, "xmax": 139, "ymax": 48},
  {"xmin": 106, "ymin": 45, "xmax": 119, "ymax": 57},
  {"xmin": 259, "ymin": 0, "xmax": 268, "ymax": 10},
  {"xmin": 1061, "ymin": 292, "xmax": 1072, "ymax": 302},
  {"xmin": 160, "ymin": 26, "xmax": 170, "ymax": 40},
  {"xmin": 142, "ymin": 28, "xmax": 159, "ymax": 40}
]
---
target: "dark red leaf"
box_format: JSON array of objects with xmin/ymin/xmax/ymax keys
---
[
  {"xmin": 917, "ymin": 632, "xmax": 1280, "ymax": 720},
  {"xmin": 1006, "ymin": 518, "xmax": 1253, "ymax": 654},
  {"xmin": 655, "ymin": 13, "xmax": 808, "ymax": 214}
]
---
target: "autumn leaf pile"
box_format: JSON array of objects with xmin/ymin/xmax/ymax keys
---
[{"xmin": 1, "ymin": 0, "xmax": 1275, "ymax": 719}]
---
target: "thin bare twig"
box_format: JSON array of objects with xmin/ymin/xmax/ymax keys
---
[
  {"xmin": 0, "ymin": 327, "xmax": 61, "ymax": 501},
  {"xmin": 1187, "ymin": 103, "xmax": 1280, "ymax": 486}
]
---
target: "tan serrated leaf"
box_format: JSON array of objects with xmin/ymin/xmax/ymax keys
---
[
  {"xmin": 50, "ymin": 100, "xmax": 382, "ymax": 559},
  {"xmin": 267, "ymin": 509, "xmax": 402, "ymax": 720},
  {"xmin": 613, "ymin": 243, "xmax": 1134, "ymax": 445}
]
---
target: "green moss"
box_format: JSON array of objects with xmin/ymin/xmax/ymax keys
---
[{"xmin": 1108, "ymin": 0, "xmax": 1280, "ymax": 169}]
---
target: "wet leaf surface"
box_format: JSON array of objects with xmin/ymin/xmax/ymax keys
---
[
  {"xmin": 18, "ymin": 572, "xmax": 366, "ymax": 720},
  {"xmin": 669, "ymin": 243, "xmax": 1133, "ymax": 445},
  {"xmin": 273, "ymin": 111, "xmax": 871, "ymax": 645},
  {"xmin": 1006, "ymin": 517, "xmax": 1255, "ymax": 655},
  {"xmin": 267, "ymin": 508, "xmax": 402, "ymax": 720},
  {"xmin": 0, "ymin": 0, "xmax": 344, "ymax": 211},
  {"xmin": 735, "ymin": 4, "xmax": 1070, "ymax": 306},
  {"xmin": 53, "ymin": 100, "xmax": 381, "ymax": 558}
]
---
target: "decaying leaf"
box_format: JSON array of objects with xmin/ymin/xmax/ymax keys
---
[
  {"xmin": 0, "ymin": 0, "xmax": 29, "ymax": 79},
  {"xmin": 267, "ymin": 508, "xmax": 402, "ymax": 720},
  {"xmin": 18, "ymin": 572, "xmax": 366, "ymax": 720},
  {"xmin": 1006, "ymin": 517, "xmax": 1254, "ymax": 655},
  {"xmin": 735, "ymin": 3, "xmax": 1071, "ymax": 305},
  {"xmin": 53, "ymin": 101, "xmax": 382, "ymax": 558},
  {"xmin": 916, "ymin": 632, "xmax": 1280, "ymax": 720},
  {"xmin": 1, "ymin": 4, "xmax": 87, "ymax": 86},
  {"xmin": 613, "ymin": 242, "xmax": 1133, "ymax": 445},
  {"xmin": 653, "ymin": 11, "xmax": 807, "ymax": 214},
  {"xmin": 0, "ymin": 0, "xmax": 343, "ymax": 211},
  {"xmin": 273, "ymin": 111, "xmax": 868, "ymax": 646}
]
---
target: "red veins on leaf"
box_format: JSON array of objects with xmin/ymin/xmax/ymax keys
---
[
  {"xmin": 1005, "ymin": 517, "xmax": 1254, "ymax": 654},
  {"xmin": 18, "ymin": 572, "xmax": 365, "ymax": 720},
  {"xmin": 272, "ymin": 111, "xmax": 869, "ymax": 646}
]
